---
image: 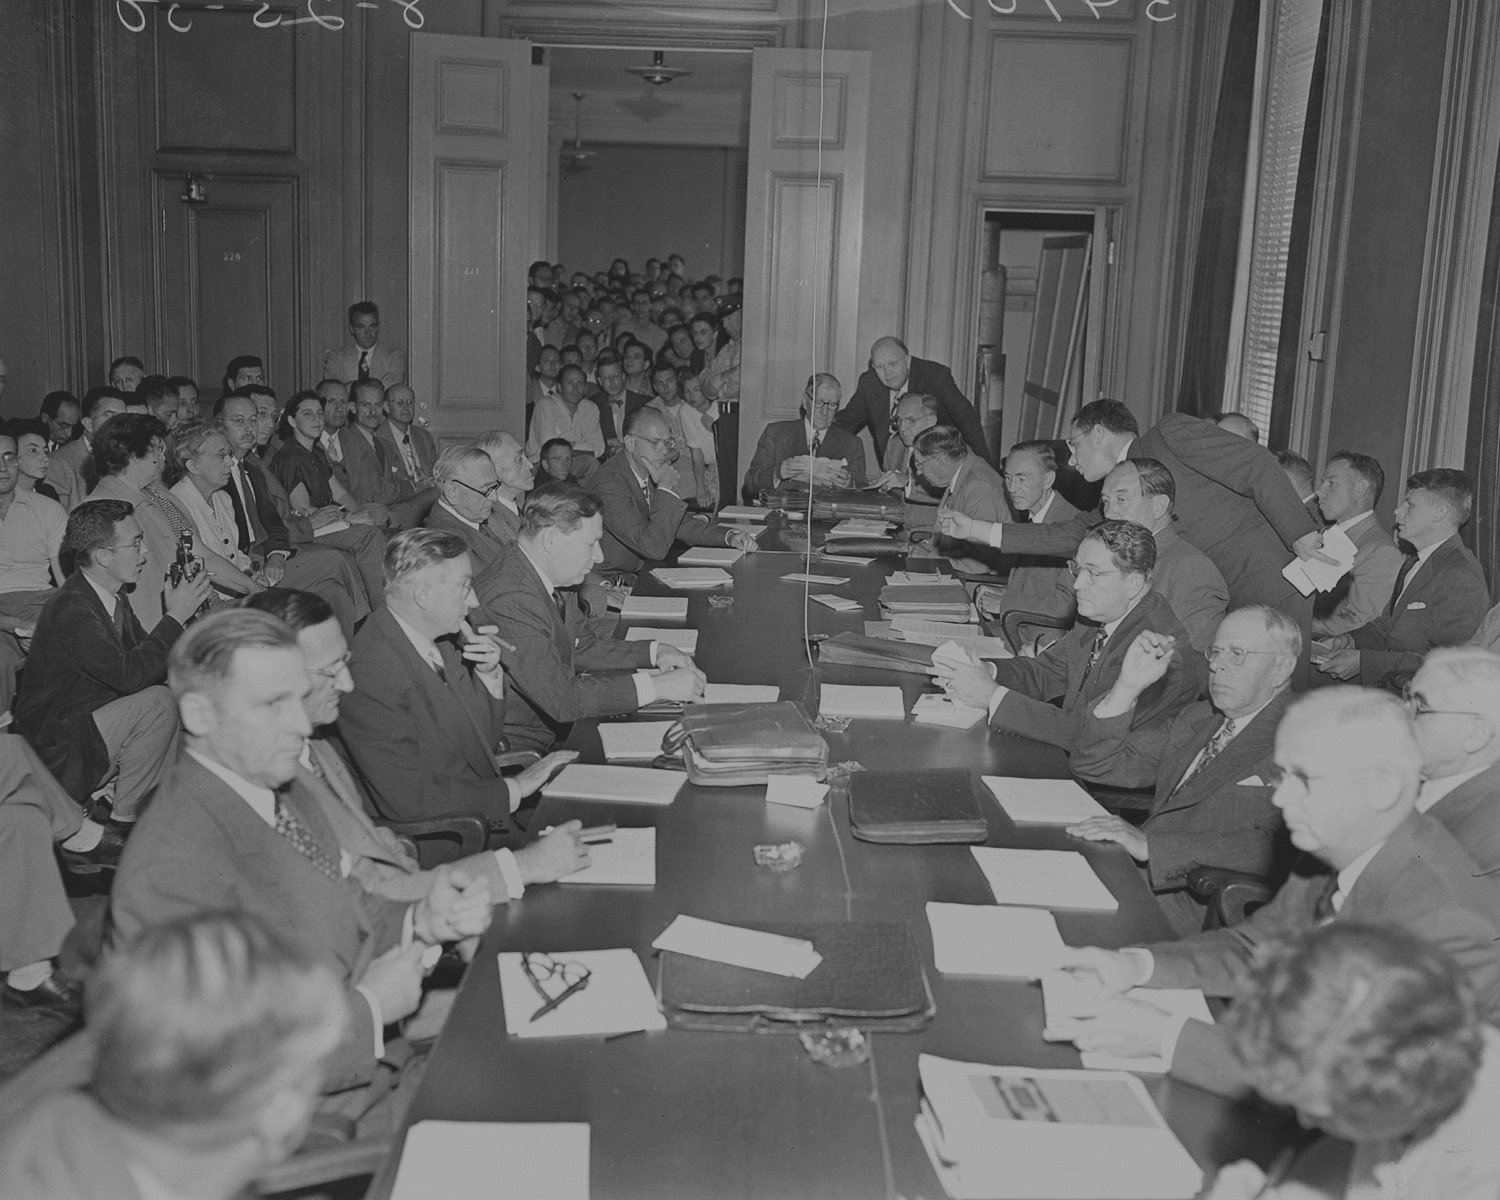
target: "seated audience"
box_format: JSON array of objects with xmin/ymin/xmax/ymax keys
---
[
  {"xmin": 108, "ymin": 355, "xmax": 145, "ymax": 394},
  {"xmin": 337, "ymin": 380, "xmax": 433, "ymax": 529},
  {"xmin": 339, "ymin": 529, "xmax": 558, "ymax": 833},
  {"xmin": 137, "ymin": 375, "xmax": 181, "ymax": 430},
  {"xmin": 1069, "ymin": 607, "xmax": 1299, "ymax": 934},
  {"xmin": 934, "ymin": 520, "xmax": 1205, "ymax": 750},
  {"xmin": 16, "ymin": 499, "xmax": 207, "ymax": 823},
  {"xmin": 110, "ymin": 609, "xmax": 493, "ymax": 1112},
  {"xmin": 0, "ymin": 912, "xmax": 349, "ymax": 1200},
  {"xmin": 323, "ymin": 300, "xmax": 406, "ymax": 388},
  {"xmin": 742, "ymin": 373, "xmax": 867, "ymax": 496},
  {"xmin": 1315, "ymin": 468, "xmax": 1490, "ymax": 685},
  {"xmin": 646, "ymin": 362, "xmax": 713, "ymax": 503},
  {"xmin": 834, "ymin": 335, "xmax": 989, "ymax": 464},
  {"xmin": 591, "ymin": 408, "xmax": 759, "ymax": 571},
  {"xmin": 477, "ymin": 432, "xmax": 534, "ymax": 543},
  {"xmin": 0, "ymin": 427, "xmax": 65, "ymax": 619},
  {"xmin": 1098, "ymin": 457, "xmax": 1229, "ymax": 655},
  {"xmin": 425, "ymin": 444, "xmax": 506, "ymax": 571},
  {"xmin": 910, "ymin": 424, "xmax": 1007, "ymax": 574},
  {"xmin": 538, "ymin": 437, "xmax": 576, "ymax": 484},
  {"xmin": 39, "ymin": 391, "xmax": 80, "ymax": 452},
  {"xmin": 1054, "ymin": 688, "xmax": 1500, "ymax": 1097},
  {"xmin": 220, "ymin": 355, "xmax": 265, "ymax": 398},
  {"xmin": 1209, "ymin": 923, "xmax": 1500, "ymax": 1200},
  {"xmin": 377, "ymin": 383, "xmax": 437, "ymax": 490},
  {"xmin": 526, "ymin": 365, "xmax": 605, "ymax": 471},
  {"xmin": 43, "ymin": 387, "xmax": 125, "ymax": 511},
  {"xmin": 266, "ymin": 390, "xmax": 386, "ymax": 557},
  {"xmin": 473, "ymin": 485, "xmax": 705, "ymax": 752},
  {"xmin": 1311, "ymin": 451, "xmax": 1404, "ymax": 638},
  {"xmin": 166, "ymin": 421, "xmax": 266, "ymax": 600},
  {"xmin": 247, "ymin": 588, "xmax": 585, "ymax": 902},
  {"xmin": 11, "ymin": 418, "xmax": 63, "ymax": 504}
]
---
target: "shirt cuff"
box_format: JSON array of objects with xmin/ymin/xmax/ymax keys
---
[
  {"xmin": 1160, "ymin": 1013, "xmax": 1200, "ymax": 1067},
  {"xmin": 505, "ymin": 778, "xmax": 521, "ymax": 813},
  {"xmin": 648, "ymin": 642, "xmax": 660, "ymax": 667},
  {"xmin": 494, "ymin": 848, "xmax": 525, "ymax": 899},
  {"xmin": 1122, "ymin": 946, "xmax": 1154, "ymax": 985},
  {"xmin": 986, "ymin": 522, "xmax": 1004, "ymax": 550},
  {"xmin": 633, "ymin": 671, "xmax": 657, "ymax": 706},
  {"xmin": 986, "ymin": 684, "xmax": 1009, "ymax": 721},
  {"xmin": 476, "ymin": 667, "xmax": 506, "ymax": 699},
  {"xmin": 354, "ymin": 985, "xmax": 387, "ymax": 1059}
]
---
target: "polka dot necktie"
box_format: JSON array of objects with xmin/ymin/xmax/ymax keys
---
[{"xmin": 275, "ymin": 801, "xmax": 341, "ymax": 884}]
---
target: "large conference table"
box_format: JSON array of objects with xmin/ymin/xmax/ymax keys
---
[{"xmin": 371, "ymin": 532, "xmax": 1285, "ymax": 1199}]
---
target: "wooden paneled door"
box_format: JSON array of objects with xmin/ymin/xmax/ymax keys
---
[
  {"xmin": 409, "ymin": 35, "xmax": 540, "ymax": 445},
  {"xmin": 156, "ymin": 175, "xmax": 300, "ymax": 394},
  {"xmin": 739, "ymin": 48, "xmax": 870, "ymax": 463}
]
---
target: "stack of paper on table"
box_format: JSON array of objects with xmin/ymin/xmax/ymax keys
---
[
  {"xmin": 864, "ymin": 620, "xmax": 897, "ymax": 639},
  {"xmin": 1283, "ymin": 524, "xmax": 1357, "ymax": 596},
  {"xmin": 826, "ymin": 518, "xmax": 895, "ymax": 539},
  {"xmin": 782, "ymin": 572, "xmax": 849, "ymax": 585},
  {"xmin": 981, "ymin": 777, "xmax": 1110, "ymax": 824},
  {"xmin": 818, "ymin": 632, "xmax": 939, "ymax": 675},
  {"xmin": 718, "ymin": 505, "xmax": 770, "ymax": 522},
  {"xmin": 559, "ymin": 828, "xmax": 656, "ymax": 886},
  {"xmin": 389, "ymin": 1121, "xmax": 589, "ymax": 1200},
  {"xmin": 677, "ymin": 546, "xmax": 744, "ymax": 567},
  {"xmin": 887, "ymin": 570, "xmax": 951, "ymax": 586},
  {"xmin": 969, "ymin": 847, "xmax": 1119, "ymax": 910},
  {"xmin": 651, "ymin": 567, "xmax": 734, "ymax": 589},
  {"xmin": 925, "ymin": 903, "xmax": 1066, "ymax": 978},
  {"xmin": 701, "ymin": 683, "xmax": 780, "ymax": 704},
  {"xmin": 902, "ymin": 630, "xmax": 1011, "ymax": 657},
  {"xmin": 619, "ymin": 595, "xmax": 689, "ymax": 621},
  {"xmin": 818, "ymin": 552, "xmax": 876, "ymax": 566},
  {"xmin": 1041, "ymin": 971, "xmax": 1214, "ymax": 1072},
  {"xmin": 542, "ymin": 764, "xmax": 684, "ymax": 806},
  {"xmin": 915, "ymin": 1055, "xmax": 1204, "ymax": 1199},
  {"xmin": 498, "ymin": 948, "xmax": 666, "ymax": 1037},
  {"xmin": 911, "ymin": 692, "xmax": 987, "ymax": 729},
  {"xmin": 819, "ymin": 683, "xmax": 908, "ymax": 720},
  {"xmin": 811, "ymin": 593, "xmax": 862, "ymax": 613},
  {"xmin": 623, "ymin": 626, "xmax": 699, "ymax": 652},
  {"xmin": 652, "ymin": 915, "xmax": 822, "ymax": 977},
  {"xmin": 597, "ymin": 722, "xmax": 675, "ymax": 763}
]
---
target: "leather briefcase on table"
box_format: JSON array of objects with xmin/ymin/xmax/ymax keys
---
[
  {"xmin": 758, "ymin": 485, "xmax": 907, "ymax": 526},
  {"xmin": 662, "ymin": 701, "xmax": 828, "ymax": 786},
  {"xmin": 656, "ymin": 921, "xmax": 935, "ymax": 1033},
  {"xmin": 848, "ymin": 766, "xmax": 990, "ymax": 844}
]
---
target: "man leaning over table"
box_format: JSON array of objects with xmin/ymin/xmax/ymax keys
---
[{"xmin": 1048, "ymin": 687, "xmax": 1500, "ymax": 1098}]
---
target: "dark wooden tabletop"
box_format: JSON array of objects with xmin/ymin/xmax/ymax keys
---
[{"xmin": 369, "ymin": 534, "xmax": 1285, "ymax": 1200}]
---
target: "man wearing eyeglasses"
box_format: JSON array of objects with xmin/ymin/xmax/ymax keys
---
[
  {"xmin": 933, "ymin": 520, "xmax": 1204, "ymax": 750},
  {"xmin": 425, "ymin": 444, "xmax": 507, "ymax": 571},
  {"xmin": 590, "ymin": 408, "xmax": 758, "ymax": 572},
  {"xmin": 17, "ymin": 500, "xmax": 210, "ymax": 828},
  {"xmin": 742, "ymin": 373, "xmax": 866, "ymax": 497},
  {"xmin": 1067, "ymin": 607, "xmax": 1300, "ymax": 934},
  {"xmin": 907, "ymin": 424, "xmax": 1009, "ymax": 574},
  {"xmin": 1048, "ymin": 688, "xmax": 1500, "ymax": 1096}
]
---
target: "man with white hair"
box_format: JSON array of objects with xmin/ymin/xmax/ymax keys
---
[
  {"xmin": 424, "ymin": 444, "xmax": 506, "ymax": 571},
  {"xmin": 1050, "ymin": 687, "xmax": 1500, "ymax": 1097}
]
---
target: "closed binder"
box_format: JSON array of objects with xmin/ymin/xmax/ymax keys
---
[
  {"xmin": 662, "ymin": 701, "xmax": 828, "ymax": 786},
  {"xmin": 848, "ymin": 767, "xmax": 990, "ymax": 844}
]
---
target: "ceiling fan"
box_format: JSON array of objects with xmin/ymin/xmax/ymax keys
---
[
  {"xmin": 558, "ymin": 93, "xmax": 597, "ymax": 176},
  {"xmin": 625, "ymin": 50, "xmax": 691, "ymax": 86}
]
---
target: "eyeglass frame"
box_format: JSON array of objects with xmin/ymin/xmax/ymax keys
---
[
  {"xmin": 1065, "ymin": 560, "xmax": 1123, "ymax": 583},
  {"xmin": 1266, "ymin": 763, "xmax": 1387, "ymax": 790},
  {"xmin": 448, "ymin": 476, "xmax": 503, "ymax": 501},
  {"xmin": 1401, "ymin": 681, "xmax": 1478, "ymax": 720},
  {"xmin": 521, "ymin": 950, "xmax": 592, "ymax": 1022},
  {"xmin": 308, "ymin": 651, "xmax": 352, "ymax": 681},
  {"xmin": 629, "ymin": 433, "xmax": 678, "ymax": 452},
  {"xmin": 1206, "ymin": 645, "xmax": 1285, "ymax": 667}
]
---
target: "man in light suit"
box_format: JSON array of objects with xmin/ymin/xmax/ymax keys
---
[
  {"xmin": 110, "ymin": 609, "xmax": 493, "ymax": 1104},
  {"xmin": 1053, "ymin": 687, "xmax": 1500, "ymax": 1097},
  {"xmin": 833, "ymin": 335, "xmax": 990, "ymax": 464},
  {"xmin": 1311, "ymin": 450, "xmax": 1404, "ymax": 638},
  {"xmin": 1069, "ymin": 607, "xmax": 1299, "ymax": 934},
  {"xmin": 424, "ymin": 444, "xmax": 507, "ymax": 573},
  {"xmin": 909, "ymin": 424, "xmax": 1008, "ymax": 574},
  {"xmin": 742, "ymin": 373, "xmax": 867, "ymax": 496},
  {"xmin": 42, "ymin": 387, "xmax": 124, "ymax": 511},
  {"xmin": 1098, "ymin": 458, "xmax": 1228, "ymax": 655},
  {"xmin": 1317, "ymin": 468, "xmax": 1490, "ymax": 686},
  {"xmin": 935, "ymin": 520, "xmax": 1206, "ymax": 751},
  {"xmin": 322, "ymin": 300, "xmax": 407, "ymax": 389},
  {"xmin": 479, "ymin": 432, "xmax": 532, "ymax": 545},
  {"xmin": 591, "ymin": 408, "xmax": 759, "ymax": 571},
  {"xmin": 338, "ymin": 380, "xmax": 434, "ymax": 529},
  {"xmin": 473, "ymin": 485, "xmax": 705, "ymax": 752},
  {"xmin": 376, "ymin": 384, "xmax": 438, "ymax": 490}
]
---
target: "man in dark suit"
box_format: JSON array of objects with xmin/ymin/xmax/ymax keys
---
[
  {"xmin": 592, "ymin": 355, "xmax": 651, "ymax": 453},
  {"xmin": 1054, "ymin": 687, "xmax": 1500, "ymax": 1097},
  {"xmin": 909, "ymin": 424, "xmax": 1008, "ymax": 573},
  {"xmin": 934, "ymin": 520, "xmax": 1206, "ymax": 751},
  {"xmin": 1069, "ymin": 606, "xmax": 1299, "ymax": 933},
  {"xmin": 339, "ymin": 529, "xmax": 567, "ymax": 833},
  {"xmin": 833, "ymin": 335, "xmax": 989, "ymax": 463},
  {"xmin": 742, "ymin": 373, "xmax": 867, "ymax": 496},
  {"xmin": 424, "ymin": 444, "xmax": 508, "ymax": 572},
  {"xmin": 110, "ymin": 609, "xmax": 493, "ymax": 1105},
  {"xmin": 591, "ymin": 408, "xmax": 759, "ymax": 571},
  {"xmin": 15, "ymin": 500, "xmax": 209, "ymax": 822},
  {"xmin": 473, "ymin": 485, "xmax": 706, "ymax": 752},
  {"xmin": 1316, "ymin": 468, "xmax": 1490, "ymax": 686},
  {"xmin": 338, "ymin": 380, "xmax": 434, "ymax": 529},
  {"xmin": 376, "ymin": 383, "xmax": 438, "ymax": 490},
  {"xmin": 42, "ymin": 386, "xmax": 124, "ymax": 511}
]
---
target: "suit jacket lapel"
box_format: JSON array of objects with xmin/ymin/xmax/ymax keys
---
[{"xmin": 378, "ymin": 609, "xmax": 497, "ymax": 779}]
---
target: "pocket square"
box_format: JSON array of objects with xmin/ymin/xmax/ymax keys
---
[
  {"xmin": 1406, "ymin": 602, "xmax": 1427, "ymax": 610},
  {"xmin": 1237, "ymin": 775, "xmax": 1266, "ymax": 786}
]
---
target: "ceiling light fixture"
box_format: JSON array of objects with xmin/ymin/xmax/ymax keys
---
[
  {"xmin": 626, "ymin": 50, "xmax": 690, "ymax": 87},
  {"xmin": 559, "ymin": 92, "xmax": 597, "ymax": 175}
]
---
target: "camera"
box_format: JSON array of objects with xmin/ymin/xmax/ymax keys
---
[{"xmin": 168, "ymin": 530, "xmax": 202, "ymax": 587}]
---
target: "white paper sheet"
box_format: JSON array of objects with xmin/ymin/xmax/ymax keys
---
[
  {"xmin": 782, "ymin": 573, "xmax": 849, "ymax": 585},
  {"xmin": 390, "ymin": 1121, "xmax": 590, "ymax": 1200},
  {"xmin": 810, "ymin": 593, "xmax": 862, "ymax": 612},
  {"xmin": 926, "ymin": 902, "xmax": 1067, "ymax": 978},
  {"xmin": 701, "ymin": 683, "xmax": 781, "ymax": 704},
  {"xmin": 819, "ymin": 683, "xmax": 907, "ymax": 720},
  {"xmin": 765, "ymin": 776, "xmax": 829, "ymax": 809},
  {"xmin": 542, "ymin": 764, "xmax": 683, "ymax": 806},
  {"xmin": 596, "ymin": 722, "xmax": 675, "ymax": 763},
  {"xmin": 1282, "ymin": 525, "xmax": 1357, "ymax": 596},
  {"xmin": 651, "ymin": 567, "xmax": 734, "ymax": 589},
  {"xmin": 652, "ymin": 915, "xmax": 822, "ymax": 977},
  {"xmin": 969, "ymin": 847, "xmax": 1119, "ymax": 911},
  {"xmin": 677, "ymin": 546, "xmax": 744, "ymax": 567},
  {"xmin": 623, "ymin": 626, "xmax": 699, "ymax": 652},
  {"xmin": 911, "ymin": 693, "xmax": 987, "ymax": 729},
  {"xmin": 1040, "ymin": 971, "xmax": 1214, "ymax": 1072},
  {"xmin": 619, "ymin": 595, "xmax": 689, "ymax": 621},
  {"xmin": 559, "ymin": 828, "xmax": 656, "ymax": 886},
  {"xmin": 498, "ymin": 949, "xmax": 666, "ymax": 1038},
  {"xmin": 980, "ymin": 777, "xmax": 1111, "ymax": 825}
]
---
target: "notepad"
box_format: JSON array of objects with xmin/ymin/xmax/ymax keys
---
[
  {"xmin": 818, "ymin": 553, "xmax": 876, "ymax": 566},
  {"xmin": 765, "ymin": 776, "xmax": 828, "ymax": 809},
  {"xmin": 597, "ymin": 722, "xmax": 674, "ymax": 763},
  {"xmin": 782, "ymin": 573, "xmax": 849, "ymax": 585},
  {"xmin": 559, "ymin": 828, "xmax": 656, "ymax": 886},
  {"xmin": 701, "ymin": 683, "xmax": 780, "ymax": 704},
  {"xmin": 969, "ymin": 847, "xmax": 1119, "ymax": 911},
  {"xmin": 498, "ymin": 949, "xmax": 666, "ymax": 1038},
  {"xmin": 623, "ymin": 626, "xmax": 699, "ymax": 652},
  {"xmin": 677, "ymin": 546, "xmax": 744, "ymax": 567},
  {"xmin": 819, "ymin": 683, "xmax": 907, "ymax": 720},
  {"xmin": 926, "ymin": 903, "xmax": 1067, "ymax": 978},
  {"xmin": 652, "ymin": 915, "xmax": 822, "ymax": 978},
  {"xmin": 811, "ymin": 593, "xmax": 862, "ymax": 612},
  {"xmin": 719, "ymin": 505, "xmax": 770, "ymax": 522},
  {"xmin": 1282, "ymin": 524, "xmax": 1357, "ymax": 596},
  {"xmin": 1041, "ymin": 971, "xmax": 1214, "ymax": 1072},
  {"xmin": 543, "ymin": 764, "xmax": 683, "ymax": 806},
  {"xmin": 911, "ymin": 693, "xmax": 987, "ymax": 729},
  {"xmin": 620, "ymin": 595, "xmax": 689, "ymax": 621},
  {"xmin": 651, "ymin": 567, "xmax": 734, "ymax": 589},
  {"xmin": 390, "ymin": 1121, "xmax": 590, "ymax": 1200},
  {"xmin": 981, "ymin": 777, "xmax": 1111, "ymax": 825}
]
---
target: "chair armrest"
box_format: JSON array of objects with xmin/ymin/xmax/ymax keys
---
[
  {"xmin": 378, "ymin": 812, "xmax": 489, "ymax": 859},
  {"xmin": 494, "ymin": 751, "xmax": 541, "ymax": 772},
  {"xmin": 253, "ymin": 1138, "xmax": 392, "ymax": 1196},
  {"xmin": 998, "ymin": 608, "xmax": 1072, "ymax": 655},
  {"xmin": 1186, "ymin": 866, "xmax": 1274, "ymax": 930}
]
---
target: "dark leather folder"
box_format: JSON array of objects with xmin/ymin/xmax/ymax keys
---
[{"xmin": 848, "ymin": 766, "xmax": 990, "ymax": 844}]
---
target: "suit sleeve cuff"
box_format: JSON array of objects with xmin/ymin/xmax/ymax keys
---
[
  {"xmin": 986, "ymin": 685, "xmax": 1010, "ymax": 721},
  {"xmin": 633, "ymin": 671, "xmax": 657, "ymax": 706},
  {"xmin": 986, "ymin": 522, "xmax": 1004, "ymax": 550},
  {"xmin": 494, "ymin": 849, "xmax": 525, "ymax": 899},
  {"xmin": 354, "ymin": 986, "xmax": 387, "ymax": 1058}
]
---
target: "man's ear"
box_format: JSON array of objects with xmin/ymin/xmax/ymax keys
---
[
  {"xmin": 1041, "ymin": 469, "xmax": 1057, "ymax": 492},
  {"xmin": 179, "ymin": 691, "xmax": 215, "ymax": 738}
]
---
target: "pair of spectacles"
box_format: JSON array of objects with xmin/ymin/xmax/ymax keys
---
[
  {"xmin": 1267, "ymin": 763, "xmax": 1386, "ymax": 789},
  {"xmin": 521, "ymin": 951, "xmax": 592, "ymax": 1022},
  {"xmin": 104, "ymin": 537, "xmax": 146, "ymax": 553},
  {"xmin": 1206, "ymin": 645, "xmax": 1283, "ymax": 667},
  {"xmin": 308, "ymin": 651, "xmax": 352, "ymax": 680},
  {"xmin": 197, "ymin": 449, "xmax": 234, "ymax": 461},
  {"xmin": 1066, "ymin": 561, "xmax": 1122, "ymax": 582},
  {"xmin": 0, "ymin": 454, "xmax": 18, "ymax": 466},
  {"xmin": 451, "ymin": 477, "xmax": 503, "ymax": 500},
  {"xmin": 632, "ymin": 435, "xmax": 677, "ymax": 452},
  {"xmin": 222, "ymin": 415, "xmax": 256, "ymax": 429},
  {"xmin": 1401, "ymin": 681, "xmax": 1476, "ymax": 719}
]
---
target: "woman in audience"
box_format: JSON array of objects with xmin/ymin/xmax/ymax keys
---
[
  {"xmin": 166, "ymin": 421, "xmax": 263, "ymax": 599},
  {"xmin": 266, "ymin": 389, "xmax": 374, "ymax": 531},
  {"xmin": 1209, "ymin": 921, "xmax": 1500, "ymax": 1199},
  {"xmin": 661, "ymin": 324, "xmax": 696, "ymax": 372},
  {"xmin": 6, "ymin": 418, "xmax": 62, "ymax": 504}
]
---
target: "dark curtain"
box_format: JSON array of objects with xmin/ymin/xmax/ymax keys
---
[
  {"xmin": 1175, "ymin": 0, "xmax": 1262, "ymax": 416},
  {"xmin": 1267, "ymin": 1, "xmax": 1332, "ymax": 451},
  {"xmin": 1462, "ymin": 138, "xmax": 1500, "ymax": 592}
]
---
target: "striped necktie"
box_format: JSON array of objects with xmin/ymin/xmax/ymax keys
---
[
  {"xmin": 1173, "ymin": 718, "xmax": 1237, "ymax": 794},
  {"xmin": 1076, "ymin": 628, "xmax": 1108, "ymax": 693}
]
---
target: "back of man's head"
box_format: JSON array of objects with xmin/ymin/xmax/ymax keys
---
[
  {"xmin": 1073, "ymin": 399, "xmax": 1138, "ymax": 438},
  {"xmin": 63, "ymin": 499, "xmax": 134, "ymax": 575},
  {"xmin": 520, "ymin": 481, "xmax": 599, "ymax": 543},
  {"xmin": 1274, "ymin": 449, "xmax": 1314, "ymax": 499},
  {"xmin": 911, "ymin": 424, "xmax": 967, "ymax": 464},
  {"xmin": 383, "ymin": 527, "xmax": 466, "ymax": 597}
]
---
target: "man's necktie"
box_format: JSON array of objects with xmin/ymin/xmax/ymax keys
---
[
  {"xmin": 358, "ymin": 350, "xmax": 370, "ymax": 381},
  {"xmin": 429, "ymin": 651, "xmax": 448, "ymax": 685},
  {"xmin": 111, "ymin": 598, "xmax": 127, "ymax": 637},
  {"xmin": 1173, "ymin": 718, "xmax": 1237, "ymax": 794},
  {"xmin": 1017, "ymin": 508, "xmax": 1033, "ymax": 523},
  {"xmin": 641, "ymin": 476, "xmax": 653, "ymax": 507},
  {"xmin": 1389, "ymin": 555, "xmax": 1417, "ymax": 612},
  {"xmin": 810, "ymin": 432, "xmax": 823, "ymax": 457},
  {"xmin": 275, "ymin": 801, "xmax": 342, "ymax": 884},
  {"xmin": 553, "ymin": 590, "xmax": 568, "ymax": 624},
  {"xmin": 1076, "ymin": 628, "xmax": 1108, "ymax": 693},
  {"xmin": 225, "ymin": 465, "xmax": 252, "ymax": 553}
]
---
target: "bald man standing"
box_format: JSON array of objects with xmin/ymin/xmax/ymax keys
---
[{"xmin": 834, "ymin": 336, "xmax": 991, "ymax": 465}]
